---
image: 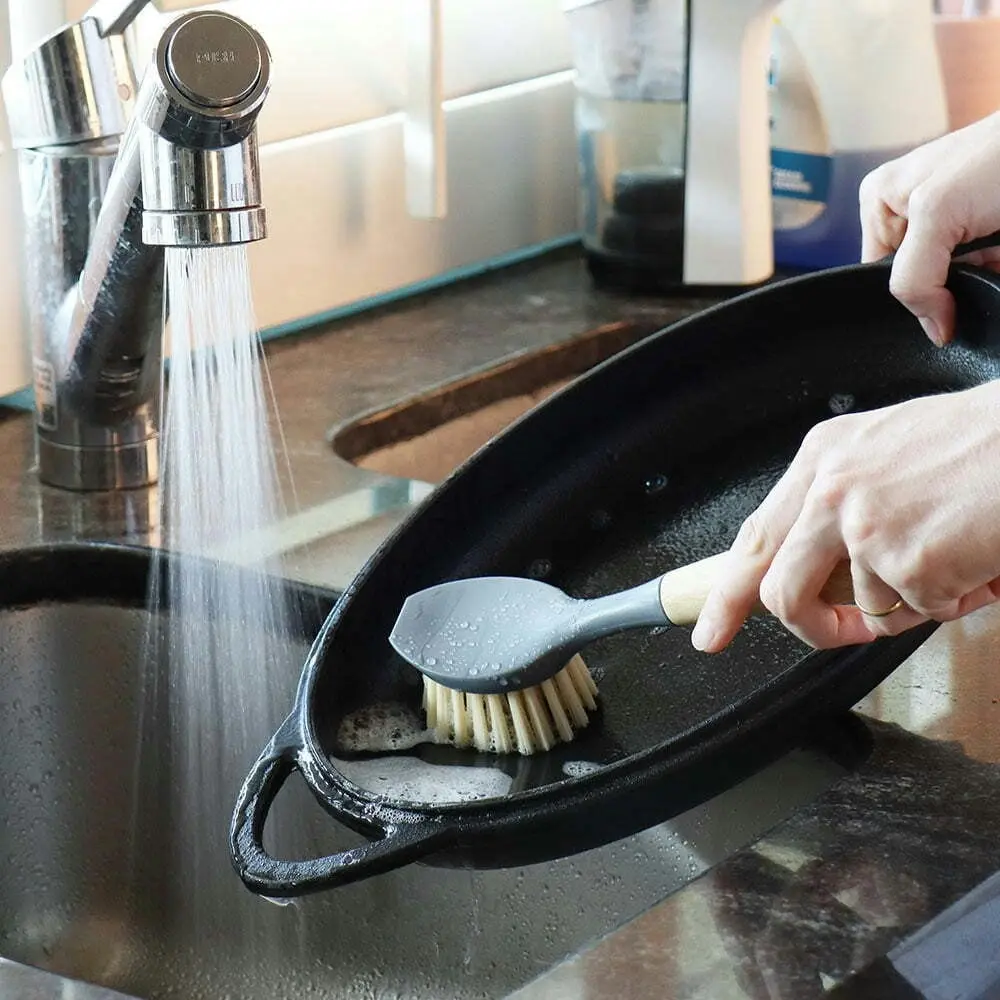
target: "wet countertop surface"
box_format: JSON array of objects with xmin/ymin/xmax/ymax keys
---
[{"xmin": 4, "ymin": 246, "xmax": 1000, "ymax": 998}]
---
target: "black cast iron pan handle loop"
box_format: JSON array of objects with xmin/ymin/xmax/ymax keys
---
[{"xmin": 229, "ymin": 729, "xmax": 450, "ymax": 896}]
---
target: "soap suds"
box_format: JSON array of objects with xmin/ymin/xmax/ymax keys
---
[
  {"xmin": 333, "ymin": 701, "xmax": 514, "ymax": 804},
  {"xmin": 562, "ymin": 760, "xmax": 603, "ymax": 779},
  {"xmin": 335, "ymin": 702, "xmax": 429, "ymax": 753},
  {"xmin": 331, "ymin": 754, "xmax": 514, "ymax": 805}
]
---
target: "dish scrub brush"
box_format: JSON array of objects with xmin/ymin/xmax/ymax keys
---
[
  {"xmin": 392, "ymin": 553, "xmax": 855, "ymax": 756},
  {"xmin": 422, "ymin": 654, "xmax": 598, "ymax": 755}
]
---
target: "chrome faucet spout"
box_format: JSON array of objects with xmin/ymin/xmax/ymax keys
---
[{"xmin": 2, "ymin": 9, "xmax": 270, "ymax": 491}]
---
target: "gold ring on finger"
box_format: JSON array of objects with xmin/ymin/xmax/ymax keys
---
[{"xmin": 855, "ymin": 596, "xmax": 905, "ymax": 618}]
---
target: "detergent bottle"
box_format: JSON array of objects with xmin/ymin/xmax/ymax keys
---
[{"xmin": 768, "ymin": 0, "xmax": 948, "ymax": 270}]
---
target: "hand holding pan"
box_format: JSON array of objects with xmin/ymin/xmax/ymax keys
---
[
  {"xmin": 694, "ymin": 231, "xmax": 1000, "ymax": 656},
  {"xmin": 860, "ymin": 110, "xmax": 1000, "ymax": 345}
]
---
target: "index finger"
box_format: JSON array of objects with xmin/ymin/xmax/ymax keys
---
[
  {"xmin": 860, "ymin": 202, "xmax": 906, "ymax": 263},
  {"xmin": 888, "ymin": 214, "xmax": 958, "ymax": 344},
  {"xmin": 691, "ymin": 456, "xmax": 817, "ymax": 653}
]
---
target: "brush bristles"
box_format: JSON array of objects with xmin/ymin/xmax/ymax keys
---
[{"xmin": 421, "ymin": 654, "xmax": 599, "ymax": 755}]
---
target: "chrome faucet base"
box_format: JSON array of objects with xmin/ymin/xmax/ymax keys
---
[{"xmin": 38, "ymin": 434, "xmax": 159, "ymax": 492}]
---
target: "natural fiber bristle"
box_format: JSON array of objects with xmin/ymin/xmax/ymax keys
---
[{"xmin": 421, "ymin": 654, "xmax": 599, "ymax": 755}]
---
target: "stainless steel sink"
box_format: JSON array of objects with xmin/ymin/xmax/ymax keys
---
[
  {"xmin": 0, "ymin": 542, "xmax": 872, "ymax": 999},
  {"xmin": 0, "ymin": 544, "xmax": 334, "ymax": 1000}
]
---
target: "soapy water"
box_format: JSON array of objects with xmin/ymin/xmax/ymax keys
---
[
  {"xmin": 336, "ymin": 702, "xmax": 430, "ymax": 754},
  {"xmin": 334, "ymin": 700, "xmax": 605, "ymax": 803},
  {"xmin": 332, "ymin": 755, "xmax": 514, "ymax": 805},
  {"xmin": 561, "ymin": 760, "xmax": 603, "ymax": 779},
  {"xmin": 334, "ymin": 702, "xmax": 516, "ymax": 803}
]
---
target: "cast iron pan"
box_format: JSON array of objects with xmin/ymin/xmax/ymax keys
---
[{"xmin": 231, "ymin": 258, "xmax": 1000, "ymax": 896}]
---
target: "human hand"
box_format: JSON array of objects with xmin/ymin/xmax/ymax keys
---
[
  {"xmin": 690, "ymin": 382, "xmax": 1000, "ymax": 652},
  {"xmin": 859, "ymin": 111, "xmax": 1000, "ymax": 346}
]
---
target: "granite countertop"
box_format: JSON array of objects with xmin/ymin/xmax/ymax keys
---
[
  {"xmin": 3, "ymin": 246, "xmax": 1000, "ymax": 998},
  {"xmin": 0, "ymin": 247, "xmax": 709, "ymax": 582}
]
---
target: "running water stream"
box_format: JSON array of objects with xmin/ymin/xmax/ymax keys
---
[{"xmin": 132, "ymin": 244, "xmax": 310, "ymax": 980}]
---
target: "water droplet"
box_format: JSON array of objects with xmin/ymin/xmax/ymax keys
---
[
  {"xmin": 528, "ymin": 558, "xmax": 552, "ymax": 579},
  {"xmin": 425, "ymin": 656, "xmax": 437, "ymax": 666},
  {"xmin": 644, "ymin": 473, "xmax": 669, "ymax": 494},
  {"xmin": 828, "ymin": 392, "xmax": 855, "ymax": 415},
  {"xmin": 262, "ymin": 894, "xmax": 298, "ymax": 907}
]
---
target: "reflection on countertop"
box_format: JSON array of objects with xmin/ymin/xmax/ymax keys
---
[
  {"xmin": 3, "ymin": 246, "xmax": 1000, "ymax": 998},
  {"xmin": 515, "ymin": 612, "xmax": 1000, "ymax": 999}
]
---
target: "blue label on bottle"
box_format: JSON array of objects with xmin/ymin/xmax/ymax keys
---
[{"xmin": 771, "ymin": 149, "xmax": 833, "ymax": 203}]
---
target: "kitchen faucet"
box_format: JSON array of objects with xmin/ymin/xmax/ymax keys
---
[{"xmin": 1, "ymin": 0, "xmax": 271, "ymax": 491}]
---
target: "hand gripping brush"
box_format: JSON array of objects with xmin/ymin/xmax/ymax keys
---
[{"xmin": 390, "ymin": 553, "xmax": 854, "ymax": 755}]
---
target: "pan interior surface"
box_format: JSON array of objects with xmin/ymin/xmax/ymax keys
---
[{"xmin": 314, "ymin": 270, "xmax": 1000, "ymax": 810}]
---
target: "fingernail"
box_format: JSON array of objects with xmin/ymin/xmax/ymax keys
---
[
  {"xmin": 918, "ymin": 316, "xmax": 944, "ymax": 347},
  {"xmin": 691, "ymin": 618, "xmax": 717, "ymax": 652}
]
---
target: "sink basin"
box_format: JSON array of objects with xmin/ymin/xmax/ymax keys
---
[
  {"xmin": 0, "ymin": 543, "xmax": 334, "ymax": 999},
  {"xmin": 0, "ymin": 542, "xmax": 871, "ymax": 998},
  {"xmin": 331, "ymin": 321, "xmax": 649, "ymax": 482}
]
